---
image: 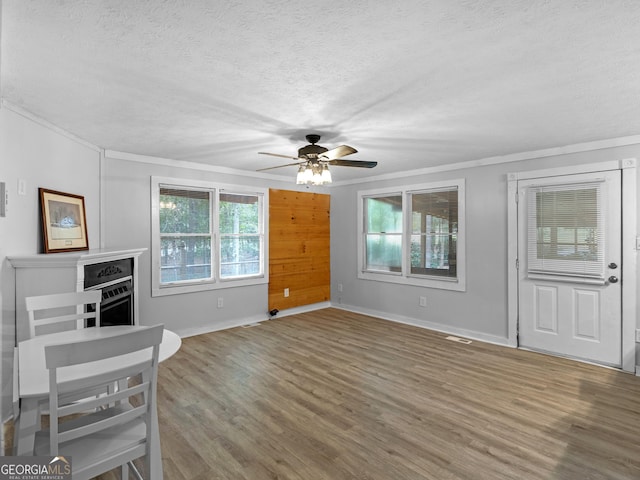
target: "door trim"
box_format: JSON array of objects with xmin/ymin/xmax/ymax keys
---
[{"xmin": 507, "ymin": 158, "xmax": 637, "ymax": 373}]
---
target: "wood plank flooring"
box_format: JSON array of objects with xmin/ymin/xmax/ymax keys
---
[{"xmin": 57, "ymin": 308, "xmax": 640, "ymax": 478}]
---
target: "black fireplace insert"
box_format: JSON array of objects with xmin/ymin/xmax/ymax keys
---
[{"xmin": 84, "ymin": 258, "xmax": 134, "ymax": 327}]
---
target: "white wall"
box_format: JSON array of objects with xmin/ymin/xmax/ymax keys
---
[
  {"xmin": 101, "ymin": 153, "xmax": 321, "ymax": 337},
  {"xmin": 331, "ymin": 143, "xmax": 640, "ymax": 356},
  {"xmin": 0, "ymin": 106, "xmax": 101, "ymax": 422}
]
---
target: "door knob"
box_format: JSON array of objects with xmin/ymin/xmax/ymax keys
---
[
  {"xmin": 608, "ymin": 276, "xmax": 619, "ymax": 283},
  {"xmin": 608, "ymin": 262, "xmax": 618, "ymax": 269}
]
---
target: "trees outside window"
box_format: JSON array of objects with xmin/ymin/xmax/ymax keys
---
[{"xmin": 152, "ymin": 178, "xmax": 267, "ymax": 296}]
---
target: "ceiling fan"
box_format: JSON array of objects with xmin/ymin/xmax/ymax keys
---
[{"xmin": 257, "ymin": 134, "xmax": 377, "ymax": 185}]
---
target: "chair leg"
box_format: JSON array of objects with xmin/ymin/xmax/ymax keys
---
[
  {"xmin": 128, "ymin": 460, "xmax": 144, "ymax": 480},
  {"xmin": 120, "ymin": 462, "xmax": 129, "ymax": 479},
  {"xmin": 12, "ymin": 416, "xmax": 20, "ymax": 456}
]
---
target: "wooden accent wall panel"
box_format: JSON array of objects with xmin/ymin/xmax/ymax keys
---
[{"xmin": 269, "ymin": 189, "xmax": 330, "ymax": 311}]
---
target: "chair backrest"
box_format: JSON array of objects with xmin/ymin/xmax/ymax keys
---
[
  {"xmin": 25, "ymin": 290, "xmax": 102, "ymax": 338},
  {"xmin": 43, "ymin": 324, "xmax": 164, "ymax": 478}
]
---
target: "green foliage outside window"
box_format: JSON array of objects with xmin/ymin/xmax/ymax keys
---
[
  {"xmin": 364, "ymin": 195, "xmax": 402, "ymax": 272},
  {"xmin": 219, "ymin": 194, "xmax": 261, "ymax": 278}
]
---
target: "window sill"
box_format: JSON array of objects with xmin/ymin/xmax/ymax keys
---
[
  {"xmin": 152, "ymin": 276, "xmax": 268, "ymax": 297},
  {"xmin": 358, "ymin": 270, "xmax": 466, "ymax": 292}
]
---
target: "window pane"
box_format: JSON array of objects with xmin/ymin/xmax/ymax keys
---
[
  {"xmin": 409, "ymin": 189, "xmax": 458, "ymax": 277},
  {"xmin": 366, "ymin": 234, "xmax": 402, "ymax": 272},
  {"xmin": 219, "ymin": 193, "xmax": 262, "ymax": 279},
  {"xmin": 365, "ymin": 196, "xmax": 402, "ymax": 233},
  {"xmin": 532, "ymin": 186, "xmax": 600, "ymax": 265},
  {"xmin": 160, "ymin": 188, "xmax": 210, "ymax": 234},
  {"xmin": 160, "ymin": 236, "xmax": 212, "ymax": 283},
  {"xmin": 219, "ymin": 193, "xmax": 259, "ymax": 234},
  {"xmin": 364, "ymin": 195, "xmax": 403, "ymax": 272},
  {"xmin": 220, "ymin": 235, "xmax": 261, "ymax": 278}
]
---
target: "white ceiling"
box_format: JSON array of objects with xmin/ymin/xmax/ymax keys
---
[{"xmin": 2, "ymin": 1, "xmax": 640, "ymax": 183}]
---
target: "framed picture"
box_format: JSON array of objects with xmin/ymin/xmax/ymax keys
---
[{"xmin": 39, "ymin": 188, "xmax": 89, "ymax": 253}]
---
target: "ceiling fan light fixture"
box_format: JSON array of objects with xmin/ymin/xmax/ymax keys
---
[
  {"xmin": 320, "ymin": 164, "xmax": 332, "ymax": 184},
  {"xmin": 311, "ymin": 163, "xmax": 323, "ymax": 184},
  {"xmin": 296, "ymin": 161, "xmax": 332, "ymax": 185},
  {"xmin": 296, "ymin": 164, "xmax": 305, "ymax": 184},
  {"xmin": 297, "ymin": 163, "xmax": 314, "ymax": 184}
]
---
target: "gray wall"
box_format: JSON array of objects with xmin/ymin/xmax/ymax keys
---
[
  {"xmin": 3, "ymin": 99, "xmax": 640, "ymax": 427},
  {"xmin": 101, "ymin": 154, "xmax": 322, "ymax": 337},
  {"xmin": 331, "ymin": 144, "xmax": 640, "ymax": 348}
]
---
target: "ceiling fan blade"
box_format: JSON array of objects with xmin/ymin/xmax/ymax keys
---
[
  {"xmin": 258, "ymin": 152, "xmax": 300, "ymax": 161},
  {"xmin": 256, "ymin": 161, "xmax": 304, "ymax": 172},
  {"xmin": 319, "ymin": 145, "xmax": 357, "ymax": 160},
  {"xmin": 327, "ymin": 159, "xmax": 378, "ymax": 168}
]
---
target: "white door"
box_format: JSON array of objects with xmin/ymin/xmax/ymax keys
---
[{"xmin": 518, "ymin": 170, "xmax": 621, "ymax": 367}]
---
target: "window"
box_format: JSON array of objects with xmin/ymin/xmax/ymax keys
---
[
  {"xmin": 527, "ymin": 181, "xmax": 604, "ymax": 279},
  {"xmin": 159, "ymin": 187, "xmax": 213, "ymax": 284},
  {"xmin": 364, "ymin": 194, "xmax": 403, "ymax": 272},
  {"xmin": 219, "ymin": 193, "xmax": 263, "ymax": 279},
  {"xmin": 358, "ymin": 179, "xmax": 465, "ymax": 291},
  {"xmin": 152, "ymin": 177, "xmax": 267, "ymax": 296},
  {"xmin": 409, "ymin": 188, "xmax": 458, "ymax": 278}
]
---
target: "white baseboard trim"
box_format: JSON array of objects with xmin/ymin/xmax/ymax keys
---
[
  {"xmin": 271, "ymin": 302, "xmax": 332, "ymax": 319},
  {"xmin": 332, "ymin": 303, "xmax": 511, "ymax": 347},
  {"xmin": 173, "ymin": 302, "xmax": 332, "ymax": 338},
  {"xmin": 173, "ymin": 302, "xmax": 510, "ymax": 348},
  {"xmin": 175, "ymin": 313, "xmax": 271, "ymax": 338}
]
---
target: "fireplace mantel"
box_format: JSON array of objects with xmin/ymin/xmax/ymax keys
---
[
  {"xmin": 8, "ymin": 247, "xmax": 147, "ymax": 269},
  {"xmin": 8, "ymin": 248, "xmax": 147, "ymax": 342}
]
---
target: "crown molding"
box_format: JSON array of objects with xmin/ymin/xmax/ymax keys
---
[
  {"xmin": 104, "ymin": 149, "xmax": 292, "ymax": 182},
  {"xmin": 331, "ymin": 134, "xmax": 640, "ymax": 186},
  {"xmin": 1, "ymin": 98, "xmax": 101, "ymax": 152}
]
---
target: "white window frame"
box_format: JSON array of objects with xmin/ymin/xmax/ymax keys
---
[
  {"xmin": 151, "ymin": 176, "xmax": 268, "ymax": 297},
  {"xmin": 357, "ymin": 179, "xmax": 466, "ymax": 291}
]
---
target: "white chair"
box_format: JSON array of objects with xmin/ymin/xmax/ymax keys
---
[
  {"xmin": 12, "ymin": 347, "xmax": 20, "ymax": 455},
  {"xmin": 23, "ymin": 290, "xmax": 106, "ymax": 429},
  {"xmin": 25, "ymin": 290, "xmax": 102, "ymax": 338},
  {"xmin": 34, "ymin": 324, "xmax": 164, "ymax": 480}
]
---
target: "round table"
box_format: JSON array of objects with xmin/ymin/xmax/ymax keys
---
[{"xmin": 16, "ymin": 325, "xmax": 181, "ymax": 479}]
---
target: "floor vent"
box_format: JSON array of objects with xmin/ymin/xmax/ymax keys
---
[
  {"xmin": 445, "ymin": 335, "xmax": 472, "ymax": 345},
  {"xmin": 242, "ymin": 322, "xmax": 262, "ymax": 328}
]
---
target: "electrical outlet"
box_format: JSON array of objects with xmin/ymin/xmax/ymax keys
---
[
  {"xmin": 338, "ymin": 283, "xmax": 343, "ymax": 293},
  {"xmin": 217, "ymin": 297, "xmax": 224, "ymax": 308},
  {"xmin": 636, "ymin": 329, "xmax": 640, "ymax": 343},
  {"xmin": 284, "ymin": 288, "xmax": 289, "ymax": 297},
  {"xmin": 419, "ymin": 296, "xmax": 427, "ymax": 307}
]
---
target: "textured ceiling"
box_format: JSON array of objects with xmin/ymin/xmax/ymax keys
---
[{"xmin": 2, "ymin": 0, "xmax": 640, "ymax": 183}]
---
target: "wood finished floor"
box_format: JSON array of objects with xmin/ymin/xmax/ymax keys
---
[{"xmin": 92, "ymin": 308, "xmax": 640, "ymax": 478}]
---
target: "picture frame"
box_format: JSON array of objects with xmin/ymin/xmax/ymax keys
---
[{"xmin": 39, "ymin": 188, "xmax": 89, "ymax": 253}]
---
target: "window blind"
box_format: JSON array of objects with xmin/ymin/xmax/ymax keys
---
[{"xmin": 527, "ymin": 181, "xmax": 605, "ymax": 279}]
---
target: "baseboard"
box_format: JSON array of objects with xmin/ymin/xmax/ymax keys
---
[
  {"xmin": 636, "ymin": 365, "xmax": 640, "ymax": 376},
  {"xmin": 176, "ymin": 313, "xmax": 271, "ymax": 338},
  {"xmin": 270, "ymin": 302, "xmax": 331, "ymax": 319},
  {"xmin": 175, "ymin": 302, "xmax": 331, "ymax": 338},
  {"xmin": 332, "ymin": 303, "xmax": 511, "ymax": 347},
  {"xmin": 174, "ymin": 301, "xmax": 510, "ymax": 347}
]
